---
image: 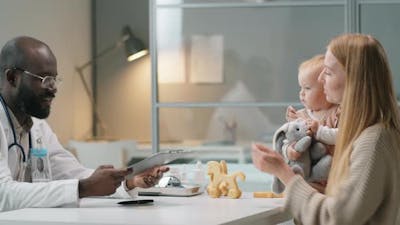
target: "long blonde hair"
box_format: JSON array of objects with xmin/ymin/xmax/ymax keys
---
[{"xmin": 326, "ymin": 33, "xmax": 400, "ymax": 195}]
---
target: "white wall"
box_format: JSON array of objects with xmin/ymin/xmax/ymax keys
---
[{"xmin": 0, "ymin": 0, "xmax": 92, "ymax": 145}]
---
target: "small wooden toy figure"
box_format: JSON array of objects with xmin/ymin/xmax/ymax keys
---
[
  {"xmin": 206, "ymin": 160, "xmax": 245, "ymax": 198},
  {"xmin": 253, "ymin": 191, "xmax": 284, "ymax": 198}
]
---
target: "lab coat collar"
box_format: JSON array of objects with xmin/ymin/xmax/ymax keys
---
[{"xmin": 4, "ymin": 106, "xmax": 33, "ymax": 133}]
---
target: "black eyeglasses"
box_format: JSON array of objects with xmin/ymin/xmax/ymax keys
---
[{"xmin": 12, "ymin": 67, "xmax": 62, "ymax": 89}]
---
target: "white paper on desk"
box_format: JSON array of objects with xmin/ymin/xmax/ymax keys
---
[
  {"xmin": 190, "ymin": 34, "xmax": 224, "ymax": 83},
  {"xmin": 126, "ymin": 151, "xmax": 195, "ymax": 179}
]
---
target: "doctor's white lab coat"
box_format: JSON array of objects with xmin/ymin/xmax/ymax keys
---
[{"xmin": 0, "ymin": 116, "xmax": 135, "ymax": 212}]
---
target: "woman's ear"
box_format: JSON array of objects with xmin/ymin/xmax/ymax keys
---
[{"xmin": 4, "ymin": 68, "xmax": 19, "ymax": 87}]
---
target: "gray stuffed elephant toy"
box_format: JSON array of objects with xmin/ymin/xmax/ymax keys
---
[{"xmin": 271, "ymin": 119, "xmax": 332, "ymax": 194}]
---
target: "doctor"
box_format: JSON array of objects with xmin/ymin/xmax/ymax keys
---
[{"xmin": 0, "ymin": 36, "xmax": 168, "ymax": 212}]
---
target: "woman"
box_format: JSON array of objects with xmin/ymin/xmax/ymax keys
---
[{"xmin": 252, "ymin": 33, "xmax": 400, "ymax": 224}]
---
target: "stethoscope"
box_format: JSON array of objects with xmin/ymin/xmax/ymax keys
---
[{"xmin": 0, "ymin": 95, "xmax": 32, "ymax": 163}]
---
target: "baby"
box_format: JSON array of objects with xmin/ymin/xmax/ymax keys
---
[
  {"xmin": 287, "ymin": 54, "xmax": 339, "ymax": 148},
  {"xmin": 286, "ymin": 54, "xmax": 339, "ymax": 190}
]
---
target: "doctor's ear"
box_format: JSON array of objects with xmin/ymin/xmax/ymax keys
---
[{"xmin": 4, "ymin": 68, "xmax": 19, "ymax": 87}]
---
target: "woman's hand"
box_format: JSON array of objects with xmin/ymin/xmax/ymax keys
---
[{"xmin": 252, "ymin": 143, "xmax": 296, "ymax": 185}]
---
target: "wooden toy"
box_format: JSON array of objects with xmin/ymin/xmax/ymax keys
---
[
  {"xmin": 253, "ymin": 191, "xmax": 284, "ymax": 198},
  {"xmin": 206, "ymin": 160, "xmax": 245, "ymax": 198}
]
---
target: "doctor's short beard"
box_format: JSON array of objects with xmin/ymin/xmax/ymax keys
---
[{"xmin": 16, "ymin": 85, "xmax": 51, "ymax": 119}]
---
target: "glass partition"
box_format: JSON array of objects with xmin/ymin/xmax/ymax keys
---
[
  {"xmin": 151, "ymin": 0, "xmax": 347, "ymax": 154},
  {"xmin": 159, "ymin": 106, "xmax": 287, "ymax": 144},
  {"xmin": 359, "ymin": 2, "xmax": 400, "ymax": 99},
  {"xmin": 157, "ymin": 106, "xmax": 291, "ymax": 163},
  {"xmin": 156, "ymin": 4, "xmax": 344, "ymax": 103}
]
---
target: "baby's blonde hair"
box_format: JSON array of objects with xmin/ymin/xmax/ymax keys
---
[{"xmin": 298, "ymin": 54, "xmax": 325, "ymax": 79}]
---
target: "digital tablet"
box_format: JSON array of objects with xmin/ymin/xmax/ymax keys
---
[{"xmin": 125, "ymin": 150, "xmax": 194, "ymax": 179}]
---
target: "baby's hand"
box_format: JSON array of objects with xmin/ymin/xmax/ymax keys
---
[
  {"xmin": 306, "ymin": 119, "xmax": 319, "ymax": 136},
  {"xmin": 287, "ymin": 144, "xmax": 302, "ymax": 160},
  {"xmin": 286, "ymin": 106, "xmax": 297, "ymax": 121}
]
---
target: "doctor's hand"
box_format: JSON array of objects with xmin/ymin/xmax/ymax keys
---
[
  {"xmin": 125, "ymin": 166, "xmax": 169, "ymax": 190},
  {"xmin": 78, "ymin": 165, "xmax": 130, "ymax": 198}
]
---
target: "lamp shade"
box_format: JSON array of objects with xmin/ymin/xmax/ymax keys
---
[{"xmin": 122, "ymin": 25, "xmax": 148, "ymax": 62}]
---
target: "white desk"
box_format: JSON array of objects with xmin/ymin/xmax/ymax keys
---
[{"xmin": 0, "ymin": 193, "xmax": 291, "ymax": 225}]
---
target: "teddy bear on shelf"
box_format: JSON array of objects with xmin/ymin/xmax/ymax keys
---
[{"xmin": 271, "ymin": 119, "xmax": 332, "ymax": 194}]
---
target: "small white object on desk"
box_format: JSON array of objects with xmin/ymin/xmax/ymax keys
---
[{"xmin": 137, "ymin": 185, "xmax": 202, "ymax": 197}]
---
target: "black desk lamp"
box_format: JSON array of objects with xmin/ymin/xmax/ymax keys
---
[{"xmin": 75, "ymin": 25, "xmax": 148, "ymax": 139}]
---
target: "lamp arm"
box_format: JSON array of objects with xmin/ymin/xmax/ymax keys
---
[
  {"xmin": 75, "ymin": 66, "xmax": 107, "ymax": 139},
  {"xmin": 74, "ymin": 34, "xmax": 129, "ymax": 139},
  {"xmin": 76, "ymin": 37, "xmax": 126, "ymax": 71}
]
